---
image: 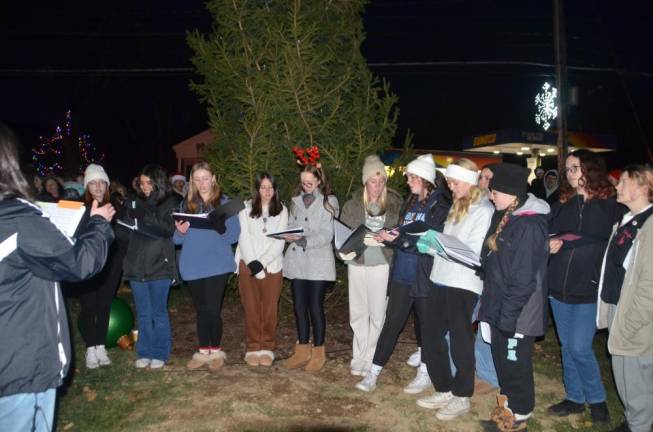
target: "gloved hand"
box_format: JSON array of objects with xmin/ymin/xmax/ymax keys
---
[
  {"xmin": 339, "ymin": 251, "xmax": 357, "ymax": 261},
  {"xmin": 247, "ymin": 260, "xmax": 264, "ymax": 276},
  {"xmin": 363, "ymin": 234, "xmax": 381, "ymax": 248},
  {"xmin": 416, "ymin": 230, "xmax": 443, "ymax": 255},
  {"xmin": 208, "ymin": 211, "xmax": 226, "ymax": 234}
]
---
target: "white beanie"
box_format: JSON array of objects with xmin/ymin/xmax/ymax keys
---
[
  {"xmin": 361, "ymin": 155, "xmax": 387, "ymax": 184},
  {"xmin": 406, "ymin": 154, "xmax": 436, "ymax": 184},
  {"xmin": 170, "ymin": 173, "xmax": 186, "ymax": 184},
  {"xmin": 83, "ymin": 164, "xmax": 110, "ymax": 189}
]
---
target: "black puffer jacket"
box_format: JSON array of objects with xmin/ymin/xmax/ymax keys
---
[
  {"xmin": 122, "ymin": 192, "xmax": 181, "ymax": 282},
  {"xmin": 479, "ymin": 195, "xmax": 550, "ymax": 336},
  {"xmin": 0, "ymin": 197, "xmax": 113, "ymax": 397},
  {"xmin": 548, "ymin": 195, "xmax": 624, "ymax": 304}
]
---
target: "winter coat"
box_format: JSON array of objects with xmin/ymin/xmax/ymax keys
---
[
  {"xmin": 548, "ymin": 195, "xmax": 624, "ymax": 304},
  {"xmin": 235, "ymin": 200, "xmax": 288, "ymax": 275},
  {"xmin": 122, "ymin": 192, "xmax": 181, "ymax": 282},
  {"xmin": 478, "ymin": 195, "xmax": 550, "ymax": 336},
  {"xmin": 430, "ymin": 196, "xmax": 494, "ymax": 295},
  {"xmin": 597, "ymin": 214, "xmax": 653, "ymax": 356},
  {"xmin": 283, "ymin": 191, "xmax": 339, "ymax": 281},
  {"xmin": 390, "ymin": 187, "xmax": 452, "ymax": 297},
  {"xmin": 0, "ymin": 197, "xmax": 113, "ymax": 397},
  {"xmin": 339, "ymin": 187, "xmax": 403, "ymax": 266},
  {"xmin": 173, "ymin": 196, "xmax": 241, "ymax": 281}
]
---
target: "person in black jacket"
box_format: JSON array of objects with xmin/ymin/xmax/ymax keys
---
[
  {"xmin": 547, "ymin": 150, "xmax": 623, "ymax": 424},
  {"xmin": 122, "ymin": 164, "xmax": 181, "ymax": 369},
  {"xmin": 0, "ymin": 123, "xmax": 115, "ymax": 432},
  {"xmin": 478, "ymin": 163, "xmax": 550, "ymax": 432},
  {"xmin": 355, "ymin": 154, "xmax": 452, "ymax": 393}
]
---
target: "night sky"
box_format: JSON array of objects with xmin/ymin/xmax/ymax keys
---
[{"xmin": 2, "ymin": 0, "xmax": 652, "ymax": 182}]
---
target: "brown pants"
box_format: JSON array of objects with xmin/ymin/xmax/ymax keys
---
[{"xmin": 238, "ymin": 260, "xmax": 283, "ymax": 351}]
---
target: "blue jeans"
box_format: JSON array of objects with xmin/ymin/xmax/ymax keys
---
[
  {"xmin": 549, "ymin": 297, "xmax": 606, "ymax": 404},
  {"xmin": 131, "ymin": 279, "xmax": 172, "ymax": 361},
  {"xmin": 445, "ymin": 300, "xmax": 499, "ymax": 387},
  {"xmin": 0, "ymin": 388, "xmax": 56, "ymax": 431}
]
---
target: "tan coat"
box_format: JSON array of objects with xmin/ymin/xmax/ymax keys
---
[{"xmin": 597, "ymin": 216, "xmax": 653, "ymax": 356}]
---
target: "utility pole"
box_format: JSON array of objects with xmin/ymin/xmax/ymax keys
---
[{"xmin": 554, "ymin": 0, "xmax": 568, "ymax": 167}]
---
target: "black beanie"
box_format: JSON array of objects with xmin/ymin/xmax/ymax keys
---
[{"xmin": 489, "ymin": 163, "xmax": 530, "ymax": 197}]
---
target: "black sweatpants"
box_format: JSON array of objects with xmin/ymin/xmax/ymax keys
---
[
  {"xmin": 490, "ymin": 326, "xmax": 536, "ymax": 415},
  {"xmin": 416, "ymin": 284, "xmax": 478, "ymax": 397},
  {"xmin": 188, "ymin": 273, "xmax": 230, "ymax": 348},
  {"xmin": 373, "ymin": 280, "xmax": 415, "ymax": 366},
  {"xmin": 291, "ymin": 279, "xmax": 329, "ymax": 346},
  {"xmin": 78, "ymin": 251, "xmax": 124, "ymax": 347}
]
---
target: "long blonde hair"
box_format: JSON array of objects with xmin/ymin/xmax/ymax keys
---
[
  {"xmin": 447, "ymin": 158, "xmax": 482, "ymax": 224},
  {"xmin": 363, "ymin": 181, "xmax": 387, "ymax": 216},
  {"xmin": 185, "ymin": 161, "xmax": 222, "ymax": 214}
]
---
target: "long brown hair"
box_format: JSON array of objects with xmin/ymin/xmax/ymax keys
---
[
  {"xmin": 292, "ymin": 164, "xmax": 336, "ymax": 216},
  {"xmin": 185, "ymin": 161, "xmax": 222, "ymax": 214},
  {"xmin": 559, "ymin": 149, "xmax": 615, "ymax": 203},
  {"xmin": 83, "ymin": 184, "xmax": 110, "ymax": 206},
  {"xmin": 250, "ymin": 171, "xmax": 283, "ymax": 218}
]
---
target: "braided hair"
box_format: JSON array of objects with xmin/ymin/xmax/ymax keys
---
[{"xmin": 486, "ymin": 196, "xmax": 520, "ymax": 252}]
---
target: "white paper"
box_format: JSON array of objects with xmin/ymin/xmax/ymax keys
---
[
  {"xmin": 172, "ymin": 211, "xmax": 209, "ymax": 219},
  {"xmin": 334, "ymin": 219, "xmax": 354, "ymax": 250},
  {"xmin": 434, "ymin": 231, "xmax": 481, "ymax": 267},
  {"xmin": 37, "ymin": 201, "xmax": 86, "ymax": 238},
  {"xmin": 480, "ymin": 321, "xmax": 491, "ymax": 343}
]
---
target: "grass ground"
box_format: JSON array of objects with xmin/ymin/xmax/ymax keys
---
[{"xmin": 55, "ymin": 281, "xmax": 627, "ymax": 431}]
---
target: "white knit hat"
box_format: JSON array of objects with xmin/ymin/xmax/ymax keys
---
[
  {"xmin": 361, "ymin": 155, "xmax": 387, "ymax": 184},
  {"xmin": 83, "ymin": 164, "xmax": 110, "ymax": 188},
  {"xmin": 406, "ymin": 154, "xmax": 436, "ymax": 184},
  {"xmin": 170, "ymin": 173, "xmax": 186, "ymax": 184}
]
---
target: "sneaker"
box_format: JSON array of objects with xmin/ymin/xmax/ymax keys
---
[
  {"xmin": 85, "ymin": 347, "xmax": 99, "ymax": 369},
  {"xmin": 436, "ymin": 396, "xmax": 470, "ymax": 420},
  {"xmin": 589, "ymin": 402, "xmax": 610, "ymax": 424},
  {"xmin": 547, "ymin": 399, "xmax": 585, "ymax": 417},
  {"xmin": 417, "ymin": 391, "xmax": 453, "ymax": 410},
  {"xmin": 351, "ymin": 367, "xmax": 366, "ymax": 376},
  {"xmin": 355, "ymin": 372, "xmax": 378, "ymax": 392},
  {"xmin": 95, "ymin": 345, "xmax": 111, "ymax": 366},
  {"xmin": 406, "ymin": 347, "xmax": 421, "ymax": 367},
  {"xmin": 135, "ymin": 358, "xmax": 151, "ymax": 368},
  {"xmin": 403, "ymin": 367, "xmax": 432, "ymax": 394},
  {"xmin": 149, "ymin": 359, "xmax": 165, "ymax": 369}
]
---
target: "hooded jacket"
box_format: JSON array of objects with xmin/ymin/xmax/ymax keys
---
[
  {"xmin": 548, "ymin": 195, "xmax": 624, "ymax": 304},
  {"xmin": 0, "ymin": 197, "xmax": 113, "ymax": 397},
  {"xmin": 479, "ymin": 194, "xmax": 550, "ymax": 336}
]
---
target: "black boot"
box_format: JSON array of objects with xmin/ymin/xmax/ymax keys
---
[
  {"xmin": 548, "ymin": 399, "xmax": 585, "ymax": 416},
  {"xmin": 589, "ymin": 402, "xmax": 610, "ymax": 424}
]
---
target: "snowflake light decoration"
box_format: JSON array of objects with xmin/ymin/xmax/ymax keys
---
[{"xmin": 534, "ymin": 82, "xmax": 558, "ymax": 131}]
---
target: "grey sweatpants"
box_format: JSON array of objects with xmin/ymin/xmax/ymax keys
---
[{"xmin": 607, "ymin": 304, "xmax": 653, "ymax": 432}]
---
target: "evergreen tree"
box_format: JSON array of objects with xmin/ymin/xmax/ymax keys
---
[{"xmin": 188, "ymin": 0, "xmax": 402, "ymax": 201}]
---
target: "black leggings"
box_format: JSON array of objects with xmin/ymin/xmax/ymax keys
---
[
  {"xmin": 291, "ymin": 279, "xmax": 329, "ymax": 346},
  {"xmin": 187, "ymin": 274, "xmax": 230, "ymax": 348},
  {"xmin": 373, "ymin": 280, "xmax": 415, "ymax": 366}
]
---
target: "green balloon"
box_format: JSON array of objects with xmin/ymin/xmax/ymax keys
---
[{"xmin": 105, "ymin": 298, "xmax": 134, "ymax": 348}]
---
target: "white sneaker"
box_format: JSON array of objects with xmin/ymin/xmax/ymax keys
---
[
  {"xmin": 95, "ymin": 345, "xmax": 111, "ymax": 366},
  {"xmin": 149, "ymin": 359, "xmax": 165, "ymax": 369},
  {"xmin": 403, "ymin": 367, "xmax": 432, "ymax": 394},
  {"xmin": 436, "ymin": 396, "xmax": 470, "ymax": 420},
  {"xmin": 350, "ymin": 367, "xmax": 366, "ymax": 376},
  {"xmin": 355, "ymin": 372, "xmax": 378, "ymax": 392},
  {"xmin": 417, "ymin": 391, "xmax": 453, "ymax": 410},
  {"xmin": 85, "ymin": 347, "xmax": 99, "ymax": 369},
  {"xmin": 134, "ymin": 358, "xmax": 151, "ymax": 368},
  {"xmin": 435, "ymin": 396, "xmax": 469, "ymax": 420},
  {"xmin": 406, "ymin": 347, "xmax": 421, "ymax": 367}
]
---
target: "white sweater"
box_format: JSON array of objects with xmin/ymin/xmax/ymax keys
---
[
  {"xmin": 430, "ymin": 197, "xmax": 494, "ymax": 295},
  {"xmin": 234, "ymin": 201, "xmax": 288, "ymax": 278}
]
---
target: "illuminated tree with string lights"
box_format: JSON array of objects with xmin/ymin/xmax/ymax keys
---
[{"xmin": 32, "ymin": 110, "xmax": 105, "ymax": 176}]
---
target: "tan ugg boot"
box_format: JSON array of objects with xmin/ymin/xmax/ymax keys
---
[
  {"xmin": 186, "ymin": 352, "xmax": 210, "ymax": 370},
  {"xmin": 283, "ymin": 343, "xmax": 311, "ymax": 369},
  {"xmin": 304, "ymin": 345, "xmax": 326, "ymax": 373},
  {"xmin": 208, "ymin": 349, "xmax": 227, "ymax": 371}
]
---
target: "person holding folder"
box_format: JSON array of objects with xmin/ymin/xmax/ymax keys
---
[
  {"xmin": 282, "ymin": 148, "xmax": 339, "ymax": 373},
  {"xmin": 234, "ymin": 172, "xmax": 288, "ymax": 367},
  {"xmin": 339, "ymin": 155, "xmax": 403, "ymax": 377},
  {"xmin": 413, "ymin": 158, "xmax": 493, "ymax": 420},
  {"xmin": 122, "ymin": 164, "xmax": 181, "ymax": 370},
  {"xmin": 174, "ymin": 161, "xmax": 240, "ymax": 370}
]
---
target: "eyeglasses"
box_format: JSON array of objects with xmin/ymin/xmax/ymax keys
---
[{"xmin": 564, "ymin": 165, "xmax": 581, "ymax": 175}]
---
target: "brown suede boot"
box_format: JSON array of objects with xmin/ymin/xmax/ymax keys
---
[
  {"xmin": 304, "ymin": 345, "xmax": 326, "ymax": 373},
  {"xmin": 283, "ymin": 343, "xmax": 311, "ymax": 369}
]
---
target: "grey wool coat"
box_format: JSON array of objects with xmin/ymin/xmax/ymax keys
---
[{"xmin": 283, "ymin": 191, "xmax": 340, "ymax": 281}]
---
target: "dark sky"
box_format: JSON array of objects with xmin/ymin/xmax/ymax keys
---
[{"xmin": 2, "ymin": 0, "xmax": 652, "ymax": 182}]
